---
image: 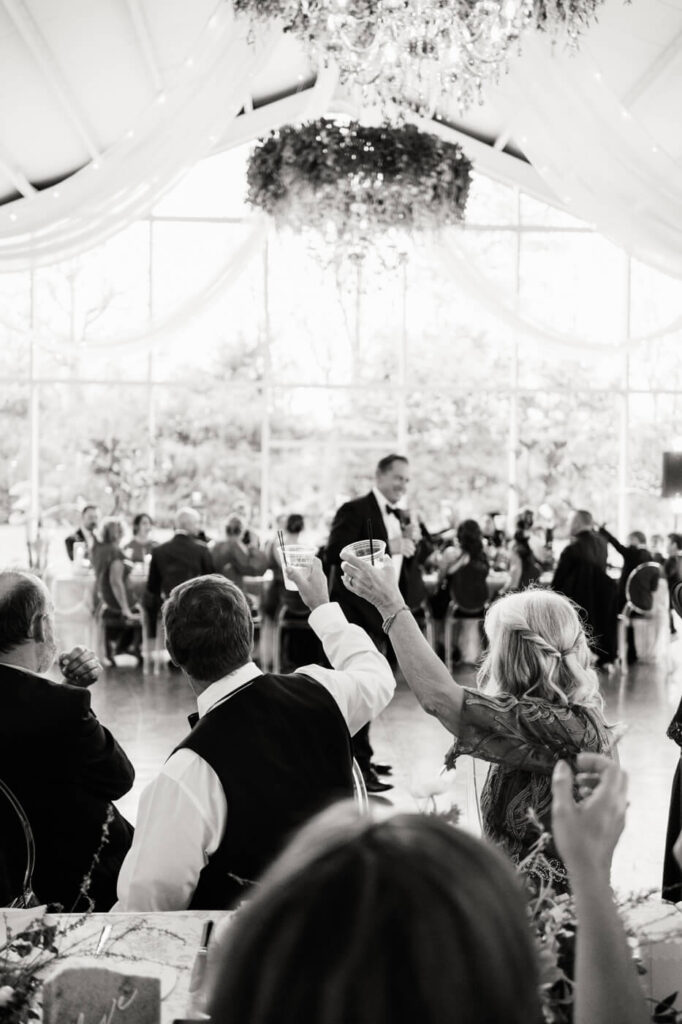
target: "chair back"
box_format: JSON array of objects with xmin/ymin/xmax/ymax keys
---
[
  {"xmin": 351, "ymin": 758, "xmax": 369, "ymax": 813},
  {"xmin": 0, "ymin": 778, "xmax": 37, "ymax": 908},
  {"xmin": 626, "ymin": 561, "xmax": 662, "ymax": 615},
  {"xmin": 449, "ymin": 561, "xmax": 488, "ymax": 614}
]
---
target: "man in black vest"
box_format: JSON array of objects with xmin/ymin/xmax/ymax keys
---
[
  {"xmin": 115, "ymin": 562, "xmax": 395, "ymax": 910},
  {"xmin": 326, "ymin": 453, "xmax": 430, "ymax": 792},
  {"xmin": 0, "ymin": 571, "xmax": 134, "ymax": 909}
]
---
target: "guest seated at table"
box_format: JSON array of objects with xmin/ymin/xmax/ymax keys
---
[
  {"xmin": 207, "ymin": 757, "xmax": 647, "ymax": 1024},
  {"xmin": 0, "ymin": 570, "xmax": 134, "ymax": 909},
  {"xmin": 123, "ymin": 513, "xmax": 156, "ymax": 563},
  {"xmin": 508, "ymin": 518, "xmax": 543, "ymax": 592},
  {"xmin": 340, "ymin": 553, "xmax": 611, "ymax": 889},
  {"xmin": 114, "ymin": 559, "xmax": 394, "ymax": 910},
  {"xmin": 552, "ymin": 510, "xmax": 617, "ymax": 668},
  {"xmin": 438, "ymin": 519, "xmax": 489, "ymax": 616},
  {"xmin": 211, "ymin": 514, "xmax": 268, "ymax": 598},
  {"xmin": 96, "ymin": 517, "xmax": 142, "ymax": 667},
  {"xmin": 261, "ymin": 514, "xmax": 323, "ymax": 671},
  {"xmin": 144, "ymin": 507, "xmax": 213, "ymax": 636},
  {"xmin": 65, "ymin": 504, "xmax": 101, "ymax": 563}
]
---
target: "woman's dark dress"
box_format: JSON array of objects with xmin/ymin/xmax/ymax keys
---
[
  {"xmin": 662, "ymin": 696, "xmax": 682, "ymax": 902},
  {"xmin": 552, "ymin": 530, "xmax": 617, "ymax": 663},
  {"xmin": 96, "ymin": 543, "xmax": 141, "ymax": 657}
]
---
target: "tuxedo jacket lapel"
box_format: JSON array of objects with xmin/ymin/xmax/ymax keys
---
[{"xmin": 365, "ymin": 492, "xmax": 389, "ymax": 544}]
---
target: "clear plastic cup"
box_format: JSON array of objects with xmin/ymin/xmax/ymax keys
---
[
  {"xmin": 282, "ymin": 546, "xmax": 317, "ymax": 591},
  {"xmin": 340, "ymin": 539, "xmax": 387, "ymax": 566}
]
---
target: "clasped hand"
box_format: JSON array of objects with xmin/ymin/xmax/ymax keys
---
[{"xmin": 58, "ymin": 645, "xmax": 102, "ymax": 687}]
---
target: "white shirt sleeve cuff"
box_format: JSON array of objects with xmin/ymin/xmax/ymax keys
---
[{"xmin": 308, "ymin": 602, "xmax": 348, "ymax": 635}]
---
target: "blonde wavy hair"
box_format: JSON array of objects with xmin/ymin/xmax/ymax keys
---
[{"xmin": 477, "ymin": 588, "xmax": 602, "ymax": 708}]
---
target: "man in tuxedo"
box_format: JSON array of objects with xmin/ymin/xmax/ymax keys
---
[
  {"xmin": 115, "ymin": 563, "xmax": 394, "ymax": 910},
  {"xmin": 144, "ymin": 507, "xmax": 214, "ymax": 634},
  {"xmin": 0, "ymin": 571, "xmax": 134, "ymax": 909},
  {"xmin": 326, "ymin": 453, "xmax": 430, "ymax": 792},
  {"xmin": 65, "ymin": 504, "xmax": 100, "ymax": 562}
]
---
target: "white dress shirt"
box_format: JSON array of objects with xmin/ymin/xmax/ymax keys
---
[
  {"xmin": 114, "ymin": 602, "xmax": 395, "ymax": 911},
  {"xmin": 373, "ymin": 486, "xmax": 404, "ymax": 579}
]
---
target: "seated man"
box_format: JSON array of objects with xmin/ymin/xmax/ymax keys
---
[
  {"xmin": 0, "ymin": 571, "xmax": 134, "ymax": 909},
  {"xmin": 65, "ymin": 504, "xmax": 100, "ymax": 562},
  {"xmin": 115, "ymin": 561, "xmax": 395, "ymax": 910},
  {"xmin": 144, "ymin": 507, "xmax": 214, "ymax": 634}
]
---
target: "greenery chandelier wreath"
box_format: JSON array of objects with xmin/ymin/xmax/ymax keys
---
[
  {"xmin": 234, "ymin": 0, "xmax": 606, "ymax": 114},
  {"xmin": 246, "ymin": 119, "xmax": 472, "ymax": 259}
]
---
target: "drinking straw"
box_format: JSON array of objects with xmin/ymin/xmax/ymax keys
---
[
  {"xmin": 278, "ymin": 530, "xmax": 288, "ymax": 568},
  {"xmin": 367, "ymin": 518, "xmax": 375, "ymax": 565}
]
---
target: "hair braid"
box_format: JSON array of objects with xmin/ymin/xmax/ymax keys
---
[{"xmin": 519, "ymin": 628, "xmax": 561, "ymax": 660}]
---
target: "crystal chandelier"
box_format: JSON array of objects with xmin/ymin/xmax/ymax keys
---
[
  {"xmin": 236, "ymin": 0, "xmax": 605, "ymax": 115},
  {"xmin": 323, "ymin": 0, "xmax": 534, "ymax": 114}
]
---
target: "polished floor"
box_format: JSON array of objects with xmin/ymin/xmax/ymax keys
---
[{"xmin": 89, "ymin": 640, "xmax": 682, "ymax": 897}]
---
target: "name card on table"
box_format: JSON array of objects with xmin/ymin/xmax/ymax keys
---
[{"xmin": 43, "ymin": 966, "xmax": 160, "ymax": 1024}]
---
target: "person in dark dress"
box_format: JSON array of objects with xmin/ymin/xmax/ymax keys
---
[
  {"xmin": 508, "ymin": 522, "xmax": 543, "ymax": 592},
  {"xmin": 662, "ymin": 694, "xmax": 682, "ymax": 902},
  {"xmin": 123, "ymin": 513, "xmax": 157, "ymax": 563},
  {"xmin": 261, "ymin": 514, "xmax": 324, "ymax": 672},
  {"xmin": 598, "ymin": 527, "xmax": 652, "ymax": 664},
  {"xmin": 96, "ymin": 517, "xmax": 142, "ymax": 666},
  {"xmin": 552, "ymin": 510, "xmax": 617, "ymax": 667}
]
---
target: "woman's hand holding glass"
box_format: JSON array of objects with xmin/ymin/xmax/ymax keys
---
[{"xmin": 341, "ymin": 552, "xmax": 403, "ymax": 617}]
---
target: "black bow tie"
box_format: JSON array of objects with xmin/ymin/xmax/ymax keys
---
[
  {"xmin": 386, "ymin": 505, "xmax": 402, "ymax": 520},
  {"xmin": 188, "ymin": 711, "xmax": 199, "ymax": 729}
]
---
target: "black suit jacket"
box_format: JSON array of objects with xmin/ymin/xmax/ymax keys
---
[
  {"xmin": 326, "ymin": 492, "xmax": 427, "ymax": 638},
  {"xmin": 599, "ymin": 528, "xmax": 651, "ymax": 609},
  {"xmin": 146, "ymin": 533, "xmax": 214, "ymax": 602},
  {"xmin": 0, "ymin": 665, "xmax": 134, "ymax": 909}
]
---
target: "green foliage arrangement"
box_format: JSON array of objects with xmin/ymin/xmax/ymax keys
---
[{"xmin": 246, "ymin": 119, "xmax": 472, "ymax": 248}]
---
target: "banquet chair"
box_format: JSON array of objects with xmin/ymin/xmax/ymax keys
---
[
  {"xmin": 618, "ymin": 561, "xmax": 669, "ymax": 673},
  {"xmin": 351, "ymin": 757, "xmax": 369, "ymax": 813},
  {"xmin": 272, "ymin": 606, "xmax": 313, "ymax": 674},
  {"xmin": 142, "ymin": 611, "xmax": 165, "ymax": 676},
  {"xmin": 0, "ymin": 778, "xmax": 37, "ymax": 908},
  {"xmin": 444, "ymin": 600, "xmax": 487, "ymax": 671}
]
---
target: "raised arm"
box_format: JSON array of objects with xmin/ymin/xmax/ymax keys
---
[
  {"xmin": 552, "ymin": 754, "xmax": 648, "ymax": 1024},
  {"xmin": 339, "ymin": 552, "xmax": 465, "ymax": 734},
  {"xmin": 287, "ymin": 560, "xmax": 395, "ymax": 736},
  {"xmin": 599, "ymin": 526, "xmax": 627, "ymax": 558}
]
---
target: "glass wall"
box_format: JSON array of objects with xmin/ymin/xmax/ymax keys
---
[{"xmin": 2, "ymin": 144, "xmax": 681, "ymax": 545}]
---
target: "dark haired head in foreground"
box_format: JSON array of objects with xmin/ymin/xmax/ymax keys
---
[{"xmin": 207, "ymin": 803, "xmax": 541, "ymax": 1024}]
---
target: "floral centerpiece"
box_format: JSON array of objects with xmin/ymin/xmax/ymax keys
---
[
  {"xmin": 246, "ymin": 118, "xmax": 472, "ymax": 258},
  {"xmin": 418, "ymin": 781, "xmax": 682, "ymax": 1024}
]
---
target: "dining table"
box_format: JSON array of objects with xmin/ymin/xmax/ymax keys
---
[
  {"xmin": 0, "ymin": 907, "xmax": 234, "ymax": 1024},
  {"xmin": 1, "ymin": 898, "xmax": 680, "ymax": 1021}
]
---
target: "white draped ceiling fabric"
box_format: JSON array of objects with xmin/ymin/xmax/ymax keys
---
[
  {"xmin": 487, "ymin": 31, "xmax": 682, "ymax": 281},
  {"xmin": 0, "ymin": 4, "xmax": 278, "ymax": 271}
]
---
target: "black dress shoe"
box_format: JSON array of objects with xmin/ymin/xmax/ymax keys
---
[
  {"xmin": 363, "ymin": 768, "xmax": 393, "ymax": 793},
  {"xmin": 371, "ymin": 763, "xmax": 393, "ymax": 776}
]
